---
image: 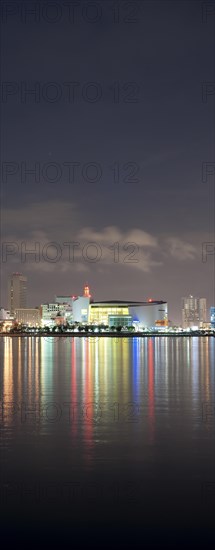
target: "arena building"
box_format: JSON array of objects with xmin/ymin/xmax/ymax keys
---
[
  {"xmin": 45, "ymin": 286, "xmax": 168, "ymax": 329},
  {"xmin": 89, "ymin": 300, "xmax": 168, "ymax": 328}
]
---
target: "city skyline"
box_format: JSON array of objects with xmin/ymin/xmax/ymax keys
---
[
  {"xmin": 1, "ymin": 273, "xmax": 213, "ymax": 327},
  {"xmin": 0, "ymin": 2, "xmax": 215, "ymax": 546},
  {"xmin": 1, "ymin": 225, "xmax": 214, "ymax": 325},
  {"xmin": 0, "ymin": 1, "xmax": 214, "ymax": 325}
]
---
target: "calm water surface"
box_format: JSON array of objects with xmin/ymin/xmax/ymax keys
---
[{"xmin": 0, "ymin": 336, "xmax": 214, "ymax": 547}]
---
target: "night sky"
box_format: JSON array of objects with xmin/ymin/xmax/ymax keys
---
[{"xmin": 0, "ymin": 0, "xmax": 214, "ymax": 323}]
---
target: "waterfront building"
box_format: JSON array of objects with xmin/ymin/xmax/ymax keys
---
[
  {"xmin": 89, "ymin": 300, "xmax": 168, "ymax": 328},
  {"xmin": 182, "ymin": 295, "xmax": 207, "ymax": 329},
  {"xmin": 43, "ymin": 286, "xmax": 168, "ymax": 329},
  {"xmin": 210, "ymin": 306, "xmax": 215, "ymax": 328},
  {"xmin": 40, "ymin": 303, "xmax": 72, "ymax": 326},
  {"xmin": 0, "ymin": 308, "xmax": 11, "ymax": 321},
  {"xmin": 72, "ymin": 295, "xmax": 91, "ymax": 324},
  {"xmin": 8, "ymin": 273, "xmax": 27, "ymax": 314},
  {"xmin": 55, "ymin": 296, "xmax": 74, "ymax": 307},
  {"xmin": 0, "ymin": 308, "xmax": 14, "ymax": 332},
  {"xmin": 108, "ymin": 314, "xmax": 133, "ymax": 327},
  {"xmin": 14, "ymin": 308, "xmax": 40, "ymax": 326}
]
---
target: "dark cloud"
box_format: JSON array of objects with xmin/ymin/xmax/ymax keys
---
[{"xmin": 0, "ymin": 0, "xmax": 214, "ymax": 322}]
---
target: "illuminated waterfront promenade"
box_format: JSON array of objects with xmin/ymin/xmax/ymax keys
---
[{"xmin": 1, "ymin": 330, "xmax": 215, "ymax": 338}]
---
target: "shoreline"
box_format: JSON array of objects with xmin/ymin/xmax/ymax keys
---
[{"xmin": 0, "ymin": 332, "xmax": 214, "ymax": 338}]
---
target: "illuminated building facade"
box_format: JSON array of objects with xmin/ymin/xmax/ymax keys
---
[
  {"xmin": 15, "ymin": 308, "xmax": 40, "ymax": 326},
  {"xmin": 0, "ymin": 308, "xmax": 10, "ymax": 321},
  {"xmin": 70, "ymin": 284, "xmax": 91, "ymax": 323},
  {"xmin": 210, "ymin": 306, "xmax": 215, "ymax": 328},
  {"xmin": 90, "ymin": 304, "xmax": 129, "ymax": 325},
  {"xmin": 182, "ymin": 295, "xmax": 207, "ymax": 328},
  {"xmin": 40, "ymin": 303, "xmax": 72, "ymax": 326},
  {"xmin": 55, "ymin": 296, "xmax": 74, "ymax": 307},
  {"xmin": 109, "ymin": 315, "xmax": 133, "ymax": 327},
  {"xmin": 8, "ymin": 273, "xmax": 27, "ymax": 314},
  {"xmin": 41, "ymin": 287, "xmax": 168, "ymax": 328},
  {"xmin": 72, "ymin": 296, "xmax": 90, "ymax": 323},
  {"xmin": 89, "ymin": 300, "xmax": 168, "ymax": 328},
  {"xmin": 0, "ymin": 308, "xmax": 14, "ymax": 332}
]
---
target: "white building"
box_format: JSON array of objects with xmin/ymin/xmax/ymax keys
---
[
  {"xmin": 72, "ymin": 296, "xmax": 90, "ymax": 324},
  {"xmin": 0, "ymin": 308, "xmax": 14, "ymax": 332},
  {"xmin": 89, "ymin": 300, "xmax": 168, "ymax": 328},
  {"xmin": 0, "ymin": 308, "xmax": 11, "ymax": 321}
]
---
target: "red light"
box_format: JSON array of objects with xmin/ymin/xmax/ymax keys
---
[
  {"xmin": 148, "ymin": 298, "xmax": 152, "ymax": 302},
  {"xmin": 83, "ymin": 285, "xmax": 90, "ymax": 297}
]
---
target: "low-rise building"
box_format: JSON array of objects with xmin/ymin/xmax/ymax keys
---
[
  {"xmin": 40, "ymin": 303, "xmax": 72, "ymax": 326},
  {"xmin": 0, "ymin": 308, "xmax": 14, "ymax": 332},
  {"xmin": 15, "ymin": 308, "xmax": 40, "ymax": 326},
  {"xmin": 55, "ymin": 296, "xmax": 74, "ymax": 307},
  {"xmin": 0, "ymin": 308, "xmax": 11, "ymax": 321}
]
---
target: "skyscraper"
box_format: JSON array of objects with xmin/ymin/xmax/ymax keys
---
[
  {"xmin": 210, "ymin": 307, "xmax": 215, "ymax": 328},
  {"xmin": 182, "ymin": 295, "xmax": 207, "ymax": 328},
  {"xmin": 8, "ymin": 273, "xmax": 27, "ymax": 315}
]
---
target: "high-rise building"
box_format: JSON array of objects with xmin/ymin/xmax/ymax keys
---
[
  {"xmin": 210, "ymin": 307, "xmax": 215, "ymax": 328},
  {"xmin": 182, "ymin": 295, "xmax": 207, "ymax": 328},
  {"xmin": 8, "ymin": 273, "xmax": 27, "ymax": 315}
]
